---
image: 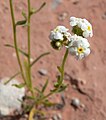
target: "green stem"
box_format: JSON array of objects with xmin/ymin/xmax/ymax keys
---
[
  {"xmin": 27, "ymin": 0, "xmax": 32, "ymax": 88},
  {"xmin": 36, "ymin": 49, "xmax": 69, "ymax": 104},
  {"xmin": 9, "ymin": 0, "xmax": 25, "ymax": 81},
  {"xmin": 60, "ymin": 48, "xmax": 69, "ymax": 84}
]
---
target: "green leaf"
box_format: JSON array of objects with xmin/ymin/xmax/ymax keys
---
[
  {"xmin": 12, "ymin": 83, "xmax": 26, "ymax": 88},
  {"xmin": 57, "ymin": 75, "xmax": 61, "ymax": 83},
  {"xmin": 22, "ymin": 11, "xmax": 27, "ymax": 19},
  {"xmin": 4, "ymin": 72, "xmax": 21, "ymax": 85},
  {"xmin": 5, "ymin": 44, "xmax": 28, "ymax": 58},
  {"xmin": 57, "ymin": 66, "xmax": 62, "ymax": 73},
  {"xmin": 54, "ymin": 82, "xmax": 59, "ymax": 88},
  {"xmin": 34, "ymin": 87, "xmax": 44, "ymax": 98},
  {"xmin": 43, "ymin": 99, "xmax": 56, "ymax": 107},
  {"xmin": 30, "ymin": 52, "xmax": 50, "ymax": 67},
  {"xmin": 57, "ymin": 84, "xmax": 68, "ymax": 93},
  {"xmin": 25, "ymin": 95, "xmax": 35, "ymax": 100},
  {"xmin": 50, "ymin": 88, "xmax": 57, "ymax": 93},
  {"xmin": 30, "ymin": 2, "xmax": 46, "ymax": 15},
  {"xmin": 34, "ymin": 87, "xmax": 42, "ymax": 93},
  {"xmin": 16, "ymin": 20, "xmax": 27, "ymax": 26},
  {"xmin": 41, "ymin": 79, "xmax": 49, "ymax": 93}
]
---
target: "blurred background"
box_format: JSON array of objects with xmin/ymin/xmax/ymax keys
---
[{"xmin": 0, "ymin": 0, "xmax": 106, "ymax": 119}]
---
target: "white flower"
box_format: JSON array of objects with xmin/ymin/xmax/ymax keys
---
[
  {"xmin": 49, "ymin": 26, "xmax": 71, "ymax": 50},
  {"xmin": 70, "ymin": 17, "xmax": 78, "ymax": 26},
  {"xmin": 70, "ymin": 17, "xmax": 93, "ymax": 38},
  {"xmin": 49, "ymin": 26, "xmax": 70, "ymax": 41},
  {"xmin": 55, "ymin": 26, "xmax": 69, "ymax": 33},
  {"xmin": 49, "ymin": 31, "xmax": 63, "ymax": 40},
  {"xmin": 69, "ymin": 35, "xmax": 90, "ymax": 60}
]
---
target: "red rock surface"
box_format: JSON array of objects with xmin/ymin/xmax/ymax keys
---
[{"xmin": 0, "ymin": 0, "xmax": 106, "ymax": 120}]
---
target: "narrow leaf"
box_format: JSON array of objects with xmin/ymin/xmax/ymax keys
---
[
  {"xmin": 43, "ymin": 99, "xmax": 56, "ymax": 107},
  {"xmin": 34, "ymin": 87, "xmax": 42, "ymax": 93},
  {"xmin": 12, "ymin": 83, "xmax": 25, "ymax": 88},
  {"xmin": 57, "ymin": 66, "xmax": 62, "ymax": 73},
  {"xmin": 57, "ymin": 84, "xmax": 68, "ymax": 93},
  {"xmin": 30, "ymin": 52, "xmax": 50, "ymax": 67},
  {"xmin": 41, "ymin": 79, "xmax": 49, "ymax": 93},
  {"xmin": 5, "ymin": 44, "xmax": 28, "ymax": 58},
  {"xmin": 25, "ymin": 95, "xmax": 35, "ymax": 100},
  {"xmin": 4, "ymin": 72, "xmax": 20, "ymax": 85},
  {"xmin": 30, "ymin": 2, "xmax": 46, "ymax": 15},
  {"xmin": 16, "ymin": 20, "xmax": 27, "ymax": 26},
  {"xmin": 34, "ymin": 87, "xmax": 44, "ymax": 98},
  {"xmin": 22, "ymin": 11, "xmax": 27, "ymax": 19},
  {"xmin": 36, "ymin": 2, "xmax": 46, "ymax": 13}
]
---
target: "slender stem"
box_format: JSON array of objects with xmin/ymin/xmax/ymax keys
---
[
  {"xmin": 9, "ymin": 0, "xmax": 25, "ymax": 81},
  {"xmin": 27, "ymin": 0, "xmax": 32, "ymax": 88},
  {"xmin": 60, "ymin": 48, "xmax": 68, "ymax": 84},
  {"xmin": 36, "ymin": 49, "xmax": 69, "ymax": 104}
]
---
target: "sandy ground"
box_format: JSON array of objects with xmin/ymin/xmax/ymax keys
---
[{"xmin": 0, "ymin": 0, "xmax": 106, "ymax": 120}]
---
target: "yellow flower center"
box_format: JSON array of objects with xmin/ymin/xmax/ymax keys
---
[
  {"xmin": 87, "ymin": 26, "xmax": 91, "ymax": 31},
  {"xmin": 77, "ymin": 47, "xmax": 84, "ymax": 54}
]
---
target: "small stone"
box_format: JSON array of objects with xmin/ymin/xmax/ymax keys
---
[
  {"xmin": 52, "ymin": 115, "xmax": 58, "ymax": 120},
  {"xmin": 79, "ymin": 79, "xmax": 86, "ymax": 85},
  {"xmin": 71, "ymin": 98, "xmax": 80, "ymax": 108},
  {"xmin": 72, "ymin": 0, "xmax": 79, "ymax": 5},
  {"xmin": 52, "ymin": 0, "xmax": 63, "ymax": 10},
  {"xmin": 58, "ymin": 12, "xmax": 68, "ymax": 21},
  {"xmin": 52, "ymin": 113, "xmax": 62, "ymax": 120},
  {"xmin": 38, "ymin": 69, "xmax": 48, "ymax": 76},
  {"xmin": 55, "ymin": 103, "xmax": 64, "ymax": 110},
  {"xmin": 80, "ymin": 103, "xmax": 85, "ymax": 109},
  {"xmin": 57, "ymin": 113, "xmax": 62, "ymax": 120},
  {"xmin": 0, "ymin": 78, "xmax": 25, "ymax": 116},
  {"xmin": 72, "ymin": 85, "xmax": 77, "ymax": 89},
  {"xmin": 102, "ymin": 12, "xmax": 106, "ymax": 20},
  {"xmin": 13, "ymin": 52, "xmax": 16, "ymax": 57},
  {"xmin": 64, "ymin": 73, "xmax": 71, "ymax": 81}
]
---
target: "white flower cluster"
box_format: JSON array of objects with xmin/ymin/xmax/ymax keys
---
[
  {"xmin": 69, "ymin": 35, "xmax": 90, "ymax": 60},
  {"xmin": 49, "ymin": 26, "xmax": 71, "ymax": 41},
  {"xmin": 49, "ymin": 26, "xmax": 71, "ymax": 50},
  {"xmin": 70, "ymin": 17, "xmax": 93, "ymax": 38},
  {"xmin": 49, "ymin": 17, "xmax": 93, "ymax": 60}
]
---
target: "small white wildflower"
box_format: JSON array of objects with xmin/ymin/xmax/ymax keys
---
[
  {"xmin": 70, "ymin": 17, "xmax": 78, "ymax": 26},
  {"xmin": 49, "ymin": 25, "xmax": 69, "ymax": 41},
  {"xmin": 49, "ymin": 25, "xmax": 71, "ymax": 50},
  {"xmin": 50, "ymin": 31, "xmax": 63, "ymax": 40},
  {"xmin": 70, "ymin": 17, "xmax": 93, "ymax": 38},
  {"xmin": 69, "ymin": 35, "xmax": 90, "ymax": 60}
]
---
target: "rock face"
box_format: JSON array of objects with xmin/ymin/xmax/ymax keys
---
[{"xmin": 0, "ymin": 78, "xmax": 25, "ymax": 116}]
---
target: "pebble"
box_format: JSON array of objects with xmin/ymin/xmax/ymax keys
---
[
  {"xmin": 80, "ymin": 103, "xmax": 85, "ymax": 109},
  {"xmin": 102, "ymin": 12, "xmax": 106, "ymax": 20},
  {"xmin": 64, "ymin": 73, "xmax": 71, "ymax": 81},
  {"xmin": 0, "ymin": 78, "xmax": 25, "ymax": 116},
  {"xmin": 13, "ymin": 52, "xmax": 16, "ymax": 58},
  {"xmin": 52, "ymin": 0, "xmax": 63, "ymax": 10},
  {"xmin": 71, "ymin": 98, "xmax": 80, "ymax": 108},
  {"xmin": 52, "ymin": 113, "xmax": 62, "ymax": 120},
  {"xmin": 38, "ymin": 69, "xmax": 48, "ymax": 76},
  {"xmin": 72, "ymin": 0, "xmax": 79, "ymax": 5},
  {"xmin": 58, "ymin": 12, "xmax": 68, "ymax": 21},
  {"xmin": 79, "ymin": 78, "xmax": 86, "ymax": 85}
]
